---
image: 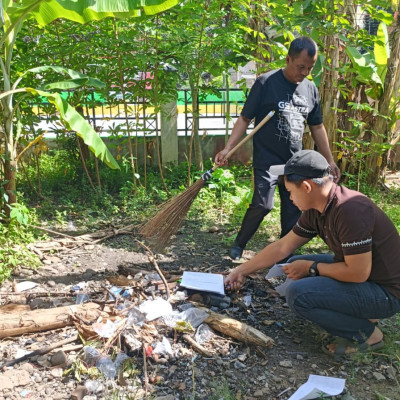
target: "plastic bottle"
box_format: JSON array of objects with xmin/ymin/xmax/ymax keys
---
[
  {"xmin": 85, "ymin": 379, "xmax": 104, "ymax": 393},
  {"xmin": 114, "ymin": 352, "xmax": 130, "ymax": 372},
  {"xmin": 95, "ymin": 356, "xmax": 117, "ymax": 379},
  {"xmin": 76, "ymin": 293, "xmax": 89, "ymax": 304},
  {"xmin": 83, "ymin": 346, "xmax": 100, "ymax": 365}
]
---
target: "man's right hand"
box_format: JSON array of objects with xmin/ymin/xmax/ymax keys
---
[
  {"xmin": 225, "ymin": 268, "xmax": 246, "ymax": 291},
  {"xmin": 214, "ymin": 148, "xmax": 230, "ymax": 166}
]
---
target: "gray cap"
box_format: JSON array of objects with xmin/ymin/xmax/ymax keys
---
[{"xmin": 269, "ymin": 150, "xmax": 330, "ymax": 178}]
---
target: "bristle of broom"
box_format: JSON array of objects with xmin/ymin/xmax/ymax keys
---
[{"xmin": 139, "ymin": 178, "xmax": 206, "ymax": 250}]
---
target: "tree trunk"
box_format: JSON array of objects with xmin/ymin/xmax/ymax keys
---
[
  {"xmin": 319, "ymin": 34, "xmax": 341, "ymax": 156},
  {"xmin": 3, "ymin": 108, "xmax": 17, "ymax": 215},
  {"xmin": 366, "ymin": 12, "xmax": 400, "ymax": 184},
  {"xmin": 189, "ymin": 82, "xmax": 204, "ymax": 171}
]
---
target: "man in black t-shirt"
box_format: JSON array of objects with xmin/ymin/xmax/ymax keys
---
[{"xmin": 215, "ymin": 37, "xmax": 340, "ymax": 260}]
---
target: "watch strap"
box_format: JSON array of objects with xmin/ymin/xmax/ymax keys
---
[{"xmin": 309, "ymin": 261, "xmax": 319, "ymax": 276}]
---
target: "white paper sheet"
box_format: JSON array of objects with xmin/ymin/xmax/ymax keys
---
[
  {"xmin": 180, "ymin": 271, "xmax": 225, "ymax": 295},
  {"xmin": 265, "ymin": 263, "xmax": 289, "ymax": 279},
  {"xmin": 265, "ymin": 263, "xmax": 293, "ymax": 296},
  {"xmin": 288, "ymin": 374, "xmax": 346, "ymax": 400}
]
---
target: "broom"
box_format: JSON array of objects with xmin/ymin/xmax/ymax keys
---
[{"xmin": 139, "ymin": 110, "xmax": 275, "ymax": 250}]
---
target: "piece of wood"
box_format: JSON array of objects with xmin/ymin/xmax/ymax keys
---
[
  {"xmin": 183, "ymin": 334, "xmax": 214, "ymax": 357},
  {"xmin": 135, "ymin": 239, "xmax": 171, "ymax": 300},
  {"xmin": 0, "ymin": 302, "xmax": 104, "ymax": 338},
  {"xmin": 0, "ymin": 304, "xmax": 30, "ymax": 313},
  {"xmin": 197, "ymin": 306, "xmax": 274, "ymax": 348}
]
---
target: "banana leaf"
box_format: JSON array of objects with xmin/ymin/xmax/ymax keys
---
[{"xmin": 27, "ymin": 88, "xmax": 119, "ymax": 170}]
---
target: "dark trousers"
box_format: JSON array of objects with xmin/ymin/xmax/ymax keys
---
[{"xmin": 235, "ymin": 168, "xmax": 301, "ymax": 248}]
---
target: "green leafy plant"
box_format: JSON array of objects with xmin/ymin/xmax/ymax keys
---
[
  {"xmin": 0, "ymin": 202, "xmax": 40, "ymax": 281},
  {"xmin": 0, "ymin": 0, "xmax": 179, "ymax": 214}
]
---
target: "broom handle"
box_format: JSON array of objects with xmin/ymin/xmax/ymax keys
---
[{"xmin": 211, "ymin": 110, "xmax": 275, "ymax": 172}]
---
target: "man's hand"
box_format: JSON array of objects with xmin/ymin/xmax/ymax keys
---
[
  {"xmin": 329, "ymin": 162, "xmax": 341, "ymax": 183},
  {"xmin": 225, "ymin": 268, "xmax": 246, "ymax": 291},
  {"xmin": 214, "ymin": 148, "xmax": 230, "ymax": 166},
  {"xmin": 282, "ymin": 260, "xmax": 312, "ymax": 280}
]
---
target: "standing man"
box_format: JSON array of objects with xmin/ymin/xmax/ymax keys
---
[
  {"xmin": 225, "ymin": 150, "xmax": 400, "ymax": 358},
  {"xmin": 215, "ymin": 36, "xmax": 340, "ymax": 260}
]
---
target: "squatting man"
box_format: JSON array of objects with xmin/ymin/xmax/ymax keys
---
[{"xmin": 225, "ymin": 150, "xmax": 400, "ymax": 357}]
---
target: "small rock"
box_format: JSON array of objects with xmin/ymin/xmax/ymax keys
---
[
  {"xmin": 45, "ymin": 387, "xmax": 55, "ymax": 395},
  {"xmin": 19, "ymin": 363, "xmax": 34, "ymax": 374},
  {"xmin": 36, "ymin": 355, "xmax": 51, "ymax": 367},
  {"xmin": 386, "ymin": 366, "xmax": 397, "ymax": 380},
  {"xmin": 271, "ymin": 375, "xmax": 283, "ymax": 383},
  {"xmin": 47, "ymin": 280, "xmax": 57, "ymax": 287},
  {"xmin": 83, "ymin": 269, "xmax": 96, "ymax": 279},
  {"xmin": 372, "ymin": 371, "xmax": 386, "ymax": 381},
  {"xmin": 66, "ymin": 380, "xmax": 76, "ymax": 389},
  {"xmin": 71, "ymin": 386, "xmax": 87, "ymax": 400},
  {"xmin": 208, "ymin": 226, "xmax": 219, "ymax": 233},
  {"xmin": 279, "ymin": 360, "xmax": 293, "ymax": 368},
  {"xmin": 51, "ymin": 350, "xmax": 68, "ymax": 366},
  {"xmin": 50, "ymin": 368, "xmax": 63, "ymax": 378},
  {"xmin": 234, "ymin": 361, "xmax": 246, "ymax": 369}
]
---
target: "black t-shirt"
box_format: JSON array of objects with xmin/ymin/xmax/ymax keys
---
[{"xmin": 241, "ymin": 69, "xmax": 323, "ymax": 169}]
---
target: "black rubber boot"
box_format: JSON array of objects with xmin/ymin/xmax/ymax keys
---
[{"xmin": 229, "ymin": 244, "xmax": 243, "ymax": 260}]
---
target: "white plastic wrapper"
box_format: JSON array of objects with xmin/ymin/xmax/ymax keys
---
[{"xmin": 138, "ymin": 297, "xmax": 173, "ymax": 321}]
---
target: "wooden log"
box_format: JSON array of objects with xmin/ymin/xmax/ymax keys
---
[
  {"xmin": 0, "ymin": 302, "xmax": 104, "ymax": 338},
  {"xmin": 197, "ymin": 306, "xmax": 274, "ymax": 348}
]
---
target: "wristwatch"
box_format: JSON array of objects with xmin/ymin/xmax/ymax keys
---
[{"xmin": 309, "ymin": 261, "xmax": 319, "ymax": 277}]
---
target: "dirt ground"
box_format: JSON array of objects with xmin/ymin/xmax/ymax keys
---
[
  {"xmin": 1, "ymin": 172, "xmax": 400, "ymax": 400},
  {"xmin": 1, "ymin": 214, "xmax": 399, "ymax": 400}
]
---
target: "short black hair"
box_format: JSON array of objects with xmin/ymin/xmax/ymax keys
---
[
  {"xmin": 288, "ymin": 37, "xmax": 318, "ymax": 58},
  {"xmin": 282, "ymin": 174, "xmax": 333, "ymax": 187}
]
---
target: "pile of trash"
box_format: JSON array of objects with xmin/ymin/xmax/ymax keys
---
[{"xmin": 0, "ymin": 265, "xmax": 274, "ymax": 399}]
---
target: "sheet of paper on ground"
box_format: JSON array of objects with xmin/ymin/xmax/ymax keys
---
[
  {"xmin": 180, "ymin": 271, "xmax": 225, "ymax": 295},
  {"xmin": 288, "ymin": 374, "xmax": 346, "ymax": 400}
]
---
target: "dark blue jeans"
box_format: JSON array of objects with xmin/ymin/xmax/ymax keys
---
[
  {"xmin": 235, "ymin": 168, "xmax": 301, "ymax": 248},
  {"xmin": 285, "ymin": 254, "xmax": 400, "ymax": 343}
]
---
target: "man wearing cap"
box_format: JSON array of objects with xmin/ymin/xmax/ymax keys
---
[
  {"xmin": 225, "ymin": 150, "xmax": 400, "ymax": 357},
  {"xmin": 215, "ymin": 36, "xmax": 341, "ymax": 261}
]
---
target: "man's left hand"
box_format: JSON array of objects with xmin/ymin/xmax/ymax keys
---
[{"xmin": 282, "ymin": 260, "xmax": 311, "ymax": 280}]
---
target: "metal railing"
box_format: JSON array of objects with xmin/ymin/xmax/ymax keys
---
[{"xmin": 33, "ymin": 89, "xmax": 247, "ymax": 137}]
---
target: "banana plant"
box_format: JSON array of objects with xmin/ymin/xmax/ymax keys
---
[
  {"xmin": 345, "ymin": 21, "xmax": 390, "ymax": 100},
  {"xmin": 0, "ymin": 0, "xmax": 178, "ymax": 211}
]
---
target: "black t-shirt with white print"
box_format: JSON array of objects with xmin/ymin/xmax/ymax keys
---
[{"xmin": 241, "ymin": 69, "xmax": 322, "ymax": 169}]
